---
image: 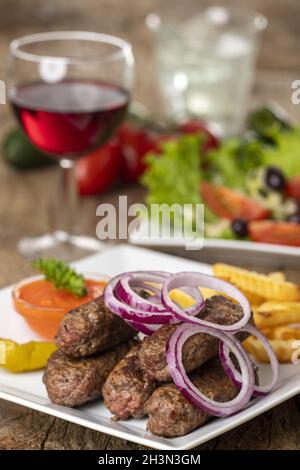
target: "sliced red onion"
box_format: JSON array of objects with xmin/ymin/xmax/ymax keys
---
[
  {"xmin": 103, "ymin": 271, "xmax": 161, "ymax": 334},
  {"xmin": 131, "ymin": 281, "xmax": 204, "ymax": 311},
  {"xmin": 147, "ymin": 294, "xmax": 162, "ymax": 305},
  {"xmin": 104, "ymin": 269, "xmax": 277, "ymax": 406},
  {"xmin": 104, "ymin": 271, "xmax": 204, "ymax": 331},
  {"xmin": 131, "ymin": 283, "xmax": 164, "ymax": 306},
  {"xmin": 104, "ymin": 271, "xmax": 175, "ymax": 325},
  {"xmin": 128, "ymin": 320, "xmax": 158, "ymax": 336},
  {"xmin": 219, "ymin": 325, "xmax": 279, "ymax": 397},
  {"xmin": 105, "ymin": 291, "xmax": 174, "ymax": 324},
  {"xmin": 166, "ymin": 324, "xmax": 255, "ymax": 417},
  {"xmin": 116, "ymin": 272, "xmax": 204, "ymax": 316},
  {"xmin": 131, "ymin": 281, "xmax": 161, "ymax": 297},
  {"xmin": 162, "ymin": 272, "xmax": 251, "ymax": 332},
  {"xmin": 172, "ymin": 286, "xmax": 204, "ymax": 314},
  {"xmin": 115, "ymin": 275, "xmax": 168, "ymax": 313}
]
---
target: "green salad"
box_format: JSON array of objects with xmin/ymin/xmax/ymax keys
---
[{"xmin": 141, "ymin": 107, "xmax": 300, "ymax": 247}]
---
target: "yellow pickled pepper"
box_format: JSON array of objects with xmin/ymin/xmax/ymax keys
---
[{"xmin": 0, "ymin": 339, "xmax": 56, "ymax": 373}]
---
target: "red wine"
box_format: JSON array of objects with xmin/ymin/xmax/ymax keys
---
[{"xmin": 10, "ymin": 80, "xmax": 129, "ymax": 158}]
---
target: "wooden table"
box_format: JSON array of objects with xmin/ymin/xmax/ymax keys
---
[{"xmin": 0, "ymin": 0, "xmax": 300, "ymax": 450}]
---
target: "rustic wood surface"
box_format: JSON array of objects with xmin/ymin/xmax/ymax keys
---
[{"xmin": 0, "ymin": 0, "xmax": 300, "ymax": 450}]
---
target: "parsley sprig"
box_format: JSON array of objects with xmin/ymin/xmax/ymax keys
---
[{"xmin": 33, "ymin": 258, "xmax": 87, "ymax": 297}]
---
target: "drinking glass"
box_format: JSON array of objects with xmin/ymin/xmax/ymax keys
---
[
  {"xmin": 147, "ymin": 6, "xmax": 267, "ymax": 136},
  {"xmin": 7, "ymin": 31, "xmax": 134, "ymax": 257}
]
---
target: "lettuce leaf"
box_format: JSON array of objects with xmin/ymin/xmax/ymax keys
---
[
  {"xmin": 206, "ymin": 125, "xmax": 300, "ymax": 188},
  {"xmin": 261, "ymin": 126, "xmax": 300, "ymax": 177},
  {"xmin": 206, "ymin": 138, "xmax": 265, "ymax": 189},
  {"xmin": 141, "ymin": 135, "xmax": 203, "ymax": 206}
]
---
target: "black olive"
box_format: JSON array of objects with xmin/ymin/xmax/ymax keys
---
[
  {"xmin": 265, "ymin": 166, "xmax": 286, "ymax": 191},
  {"xmin": 231, "ymin": 219, "xmax": 249, "ymax": 237}
]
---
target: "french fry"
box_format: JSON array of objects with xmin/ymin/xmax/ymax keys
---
[
  {"xmin": 212, "ymin": 263, "xmax": 300, "ymax": 363},
  {"xmin": 238, "ymin": 289, "xmax": 265, "ymax": 306},
  {"xmin": 244, "ymin": 336, "xmax": 298, "ymax": 363},
  {"xmin": 256, "ymin": 301, "xmax": 300, "ymax": 314},
  {"xmin": 253, "ymin": 311, "xmax": 300, "ymax": 329},
  {"xmin": 213, "ymin": 263, "xmax": 299, "ymax": 301},
  {"xmin": 253, "ymin": 302, "xmax": 300, "ymax": 329},
  {"xmin": 265, "ymin": 325, "xmax": 300, "ymax": 341},
  {"xmin": 268, "ymin": 272, "xmax": 286, "ymax": 282},
  {"xmin": 261, "ymin": 328, "xmax": 273, "ymax": 338}
]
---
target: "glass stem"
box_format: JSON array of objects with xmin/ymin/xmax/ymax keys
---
[{"xmin": 58, "ymin": 158, "xmax": 79, "ymax": 236}]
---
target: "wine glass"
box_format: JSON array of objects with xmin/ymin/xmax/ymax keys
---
[{"xmin": 7, "ymin": 31, "xmax": 134, "ymax": 258}]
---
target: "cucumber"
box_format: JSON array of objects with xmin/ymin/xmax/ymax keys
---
[{"xmin": 2, "ymin": 128, "xmax": 54, "ymax": 169}]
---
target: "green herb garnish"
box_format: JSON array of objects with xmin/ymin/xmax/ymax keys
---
[{"xmin": 33, "ymin": 258, "xmax": 87, "ymax": 297}]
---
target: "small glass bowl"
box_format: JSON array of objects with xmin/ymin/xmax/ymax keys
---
[{"xmin": 12, "ymin": 272, "xmax": 109, "ymax": 341}]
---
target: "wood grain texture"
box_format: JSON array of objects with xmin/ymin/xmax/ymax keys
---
[{"xmin": 0, "ymin": 0, "xmax": 300, "ymax": 450}]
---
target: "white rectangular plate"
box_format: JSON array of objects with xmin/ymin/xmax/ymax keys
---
[
  {"xmin": 129, "ymin": 218, "xmax": 300, "ymax": 258},
  {"xmin": 0, "ymin": 245, "xmax": 299, "ymax": 450}
]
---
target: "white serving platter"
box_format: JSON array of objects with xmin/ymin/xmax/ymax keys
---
[{"xmin": 0, "ymin": 244, "xmax": 299, "ymax": 450}]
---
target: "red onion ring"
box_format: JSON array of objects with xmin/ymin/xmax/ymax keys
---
[
  {"xmin": 133, "ymin": 282, "xmax": 204, "ymax": 310},
  {"xmin": 171, "ymin": 286, "xmax": 204, "ymax": 316},
  {"xmin": 219, "ymin": 325, "xmax": 279, "ymax": 397},
  {"xmin": 104, "ymin": 271, "xmax": 205, "ymax": 331},
  {"xmin": 104, "ymin": 271, "xmax": 175, "ymax": 325},
  {"xmin": 115, "ymin": 272, "xmax": 204, "ymax": 316},
  {"xmin": 166, "ymin": 324, "xmax": 255, "ymax": 417},
  {"xmin": 131, "ymin": 282, "xmax": 161, "ymax": 297},
  {"xmin": 104, "ymin": 271, "xmax": 170, "ymax": 333},
  {"xmin": 127, "ymin": 320, "xmax": 158, "ymax": 336},
  {"xmin": 162, "ymin": 272, "xmax": 251, "ymax": 332},
  {"xmin": 104, "ymin": 269, "xmax": 278, "ymax": 412},
  {"xmin": 115, "ymin": 275, "xmax": 168, "ymax": 313}
]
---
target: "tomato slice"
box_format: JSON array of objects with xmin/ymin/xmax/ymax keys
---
[
  {"xmin": 286, "ymin": 175, "xmax": 300, "ymax": 200},
  {"xmin": 201, "ymin": 182, "xmax": 270, "ymax": 221},
  {"xmin": 249, "ymin": 221, "xmax": 300, "ymax": 247}
]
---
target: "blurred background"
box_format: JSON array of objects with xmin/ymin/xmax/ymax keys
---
[
  {"xmin": 0, "ymin": 0, "xmax": 300, "ymax": 281},
  {"xmin": 0, "ymin": 0, "xmax": 299, "ymax": 112},
  {"xmin": 0, "ymin": 0, "xmax": 299, "ymax": 116}
]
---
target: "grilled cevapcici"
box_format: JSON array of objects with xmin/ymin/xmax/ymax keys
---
[
  {"xmin": 44, "ymin": 269, "xmax": 278, "ymax": 437},
  {"xmin": 102, "ymin": 296, "xmax": 251, "ymax": 420},
  {"xmin": 145, "ymin": 358, "xmax": 238, "ymax": 437},
  {"xmin": 139, "ymin": 296, "xmax": 250, "ymax": 382},
  {"xmin": 55, "ymin": 295, "xmax": 136, "ymax": 358},
  {"xmin": 43, "ymin": 341, "xmax": 134, "ymax": 407},
  {"xmin": 102, "ymin": 344, "xmax": 157, "ymax": 419},
  {"xmin": 44, "ymin": 294, "xmax": 138, "ymax": 407}
]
